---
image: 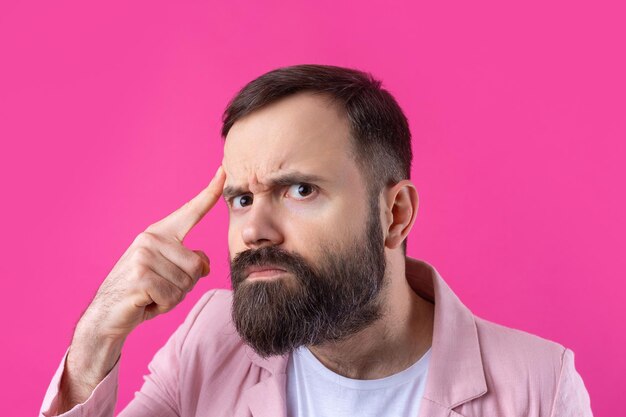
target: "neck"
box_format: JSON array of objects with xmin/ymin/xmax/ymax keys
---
[{"xmin": 307, "ymin": 252, "xmax": 434, "ymax": 379}]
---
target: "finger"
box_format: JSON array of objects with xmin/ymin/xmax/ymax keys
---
[
  {"xmin": 131, "ymin": 269, "xmax": 184, "ymax": 311},
  {"xmin": 148, "ymin": 165, "xmax": 226, "ymax": 241},
  {"xmin": 143, "ymin": 273, "xmax": 186, "ymax": 315},
  {"xmin": 192, "ymin": 250, "xmax": 211, "ymax": 277},
  {"xmin": 150, "ymin": 235, "xmax": 210, "ymax": 283},
  {"xmin": 142, "ymin": 248, "xmax": 197, "ymax": 293}
]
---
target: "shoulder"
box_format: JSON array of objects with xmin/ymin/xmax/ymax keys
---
[
  {"xmin": 175, "ymin": 288, "xmax": 247, "ymax": 359},
  {"xmin": 467, "ymin": 315, "xmax": 572, "ymax": 413},
  {"xmin": 474, "ymin": 314, "xmax": 565, "ymax": 380},
  {"xmin": 191, "ymin": 287, "xmax": 235, "ymax": 321},
  {"xmin": 462, "ymin": 315, "xmax": 593, "ymax": 416},
  {"xmin": 475, "ymin": 314, "xmax": 566, "ymax": 361}
]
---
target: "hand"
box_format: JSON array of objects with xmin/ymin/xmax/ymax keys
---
[
  {"xmin": 57, "ymin": 166, "xmax": 227, "ymax": 414},
  {"xmin": 78, "ymin": 165, "xmax": 226, "ymax": 342}
]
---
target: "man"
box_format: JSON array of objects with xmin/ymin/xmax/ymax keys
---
[{"xmin": 40, "ymin": 64, "xmax": 593, "ymax": 416}]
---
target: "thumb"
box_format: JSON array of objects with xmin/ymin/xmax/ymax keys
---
[{"xmin": 192, "ymin": 250, "xmax": 211, "ymax": 277}]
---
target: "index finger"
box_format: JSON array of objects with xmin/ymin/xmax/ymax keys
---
[{"xmin": 147, "ymin": 165, "xmax": 226, "ymax": 241}]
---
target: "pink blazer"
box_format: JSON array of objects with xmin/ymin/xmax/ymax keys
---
[{"xmin": 40, "ymin": 256, "xmax": 593, "ymax": 416}]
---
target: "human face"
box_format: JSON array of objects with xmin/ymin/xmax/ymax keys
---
[
  {"xmin": 222, "ymin": 91, "xmax": 374, "ymax": 266},
  {"xmin": 222, "ymin": 92, "xmax": 388, "ymax": 356}
]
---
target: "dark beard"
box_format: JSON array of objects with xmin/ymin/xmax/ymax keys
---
[{"xmin": 229, "ymin": 199, "xmax": 388, "ymax": 358}]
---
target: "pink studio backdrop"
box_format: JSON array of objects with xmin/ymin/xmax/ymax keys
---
[{"xmin": 0, "ymin": 0, "xmax": 623, "ymax": 415}]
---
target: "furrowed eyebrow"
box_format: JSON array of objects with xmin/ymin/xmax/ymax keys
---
[{"xmin": 222, "ymin": 172, "xmax": 326, "ymax": 202}]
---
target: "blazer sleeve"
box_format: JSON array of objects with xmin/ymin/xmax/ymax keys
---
[
  {"xmin": 549, "ymin": 348, "xmax": 594, "ymax": 417},
  {"xmin": 117, "ymin": 289, "xmax": 217, "ymax": 416},
  {"xmin": 39, "ymin": 347, "xmax": 121, "ymax": 417},
  {"xmin": 39, "ymin": 289, "xmax": 218, "ymax": 417}
]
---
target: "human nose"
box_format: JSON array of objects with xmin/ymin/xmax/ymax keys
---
[{"xmin": 241, "ymin": 197, "xmax": 284, "ymax": 249}]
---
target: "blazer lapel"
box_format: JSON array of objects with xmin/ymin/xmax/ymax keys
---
[
  {"xmin": 405, "ymin": 256, "xmax": 488, "ymax": 415},
  {"xmin": 242, "ymin": 347, "xmax": 289, "ymax": 417},
  {"xmin": 243, "ymin": 374, "xmax": 288, "ymax": 417}
]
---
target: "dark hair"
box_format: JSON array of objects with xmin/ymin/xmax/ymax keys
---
[{"xmin": 221, "ymin": 64, "xmax": 412, "ymax": 254}]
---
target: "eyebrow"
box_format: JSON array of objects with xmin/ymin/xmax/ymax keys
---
[{"xmin": 222, "ymin": 172, "xmax": 327, "ymax": 202}]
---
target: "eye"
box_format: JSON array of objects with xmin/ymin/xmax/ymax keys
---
[
  {"xmin": 232, "ymin": 194, "xmax": 253, "ymax": 209},
  {"xmin": 286, "ymin": 183, "xmax": 316, "ymax": 200}
]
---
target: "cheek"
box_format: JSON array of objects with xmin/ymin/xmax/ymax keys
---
[
  {"xmin": 283, "ymin": 197, "xmax": 363, "ymax": 243},
  {"xmin": 282, "ymin": 218, "xmax": 319, "ymax": 244}
]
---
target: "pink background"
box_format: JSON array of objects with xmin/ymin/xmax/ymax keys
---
[{"xmin": 1, "ymin": 0, "xmax": 623, "ymax": 415}]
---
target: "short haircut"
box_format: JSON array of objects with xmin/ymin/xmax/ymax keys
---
[{"xmin": 221, "ymin": 64, "xmax": 413, "ymax": 254}]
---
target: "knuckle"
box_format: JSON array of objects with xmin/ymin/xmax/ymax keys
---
[
  {"xmin": 132, "ymin": 246, "xmax": 152, "ymax": 263},
  {"xmin": 166, "ymin": 286, "xmax": 184, "ymax": 307},
  {"xmin": 132, "ymin": 264, "xmax": 151, "ymax": 281},
  {"xmin": 182, "ymin": 274, "xmax": 195, "ymax": 291},
  {"xmin": 132, "ymin": 275, "xmax": 151, "ymax": 296},
  {"xmin": 174, "ymin": 286, "xmax": 185, "ymax": 303},
  {"xmin": 134, "ymin": 231, "xmax": 157, "ymax": 247},
  {"xmin": 191, "ymin": 256, "xmax": 205, "ymax": 277}
]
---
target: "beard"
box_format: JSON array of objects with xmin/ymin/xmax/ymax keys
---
[{"xmin": 229, "ymin": 198, "xmax": 388, "ymax": 358}]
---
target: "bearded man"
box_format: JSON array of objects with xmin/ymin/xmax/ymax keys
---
[{"xmin": 40, "ymin": 64, "xmax": 593, "ymax": 417}]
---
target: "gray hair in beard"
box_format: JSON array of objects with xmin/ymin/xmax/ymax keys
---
[{"xmin": 229, "ymin": 197, "xmax": 388, "ymax": 358}]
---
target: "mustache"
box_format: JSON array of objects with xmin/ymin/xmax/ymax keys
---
[{"xmin": 230, "ymin": 246, "xmax": 315, "ymax": 287}]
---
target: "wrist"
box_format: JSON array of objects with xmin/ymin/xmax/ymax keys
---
[{"xmin": 67, "ymin": 327, "xmax": 125, "ymax": 386}]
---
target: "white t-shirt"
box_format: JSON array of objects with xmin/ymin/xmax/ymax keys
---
[{"xmin": 286, "ymin": 345, "xmax": 431, "ymax": 417}]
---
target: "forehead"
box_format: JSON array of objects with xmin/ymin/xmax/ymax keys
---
[{"xmin": 222, "ymin": 92, "xmax": 355, "ymax": 186}]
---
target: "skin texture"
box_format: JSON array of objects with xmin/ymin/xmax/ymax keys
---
[{"xmin": 222, "ymin": 91, "xmax": 435, "ymax": 379}]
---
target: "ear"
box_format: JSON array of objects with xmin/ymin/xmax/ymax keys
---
[{"xmin": 382, "ymin": 180, "xmax": 419, "ymax": 250}]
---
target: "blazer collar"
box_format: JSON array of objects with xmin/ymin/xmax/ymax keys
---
[
  {"xmin": 244, "ymin": 255, "xmax": 488, "ymax": 415},
  {"xmin": 405, "ymin": 256, "xmax": 488, "ymax": 408}
]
